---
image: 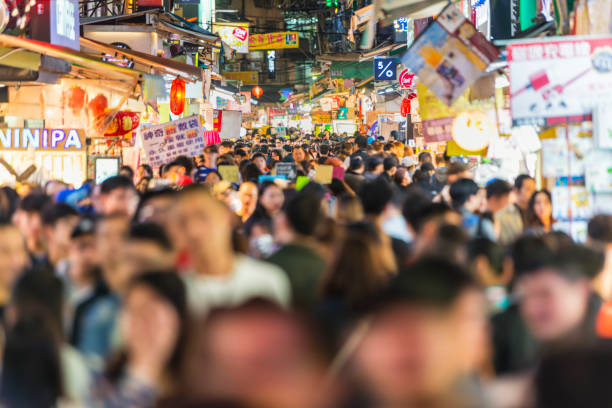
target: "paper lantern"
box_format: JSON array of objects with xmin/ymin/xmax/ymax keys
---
[
  {"xmin": 451, "ymin": 111, "xmax": 494, "ymax": 152},
  {"xmin": 104, "ymin": 111, "xmax": 140, "ymax": 137},
  {"xmin": 89, "ymin": 94, "xmax": 108, "ymax": 119},
  {"xmin": 252, "ymin": 86, "xmax": 263, "ymax": 98},
  {"xmin": 170, "ymin": 77, "xmax": 186, "ymax": 115},
  {"xmin": 66, "ymin": 86, "xmax": 87, "ymax": 115}
]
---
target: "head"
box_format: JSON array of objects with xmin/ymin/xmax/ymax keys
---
[
  {"xmin": 99, "ymin": 176, "xmax": 139, "ymax": 217},
  {"xmin": 449, "ymin": 178, "xmax": 481, "ymax": 212},
  {"xmin": 446, "ymin": 162, "xmax": 471, "ymax": 185},
  {"xmin": 219, "ymin": 141, "xmax": 234, "ymax": 156},
  {"xmin": 393, "ymin": 167, "xmax": 410, "ymax": 187},
  {"xmin": 421, "ymin": 162, "xmax": 435, "ymax": 178},
  {"xmin": 365, "ymin": 157, "xmax": 384, "ymax": 175},
  {"xmin": 293, "ymin": 147, "xmax": 307, "ymax": 163},
  {"xmin": 135, "ymin": 188, "xmax": 176, "ymax": 226},
  {"xmin": 359, "ymin": 177, "xmax": 394, "ymax": 218},
  {"xmin": 485, "ymin": 179, "xmax": 513, "ymax": 215},
  {"xmin": 68, "ymin": 218, "xmax": 100, "ymax": 287},
  {"xmin": 252, "ymin": 153, "xmax": 267, "ymax": 173},
  {"xmin": 95, "ymin": 214, "xmax": 129, "ymax": 287},
  {"xmin": 204, "ymin": 145, "xmax": 219, "ymax": 168},
  {"xmin": 349, "ymin": 157, "xmax": 365, "ymax": 174},
  {"xmin": 42, "ymin": 203, "xmax": 79, "ymax": 266},
  {"xmin": 355, "ymin": 135, "xmax": 368, "ymax": 150},
  {"xmin": 0, "ymin": 221, "xmax": 29, "ymax": 296},
  {"xmin": 119, "ymin": 165, "xmax": 134, "ymax": 180},
  {"xmin": 204, "ymin": 171, "xmax": 222, "ymax": 188},
  {"xmin": 238, "ymin": 182, "xmax": 259, "ymax": 218},
  {"xmin": 136, "ymin": 164, "xmax": 153, "ymax": 182},
  {"xmin": 383, "ymin": 157, "xmax": 399, "ymax": 176},
  {"xmin": 257, "ymin": 181, "xmax": 284, "ymax": 217},
  {"xmin": 335, "ymin": 194, "xmax": 365, "ymax": 225},
  {"xmin": 418, "ymin": 152, "xmax": 432, "ymax": 165},
  {"xmin": 526, "ymin": 190, "xmax": 553, "ymax": 229},
  {"xmin": 12, "ymin": 193, "xmax": 51, "ymax": 255},
  {"xmin": 514, "ymin": 174, "xmax": 536, "ymax": 209},
  {"xmin": 353, "ymin": 258, "xmax": 486, "ymax": 405}
]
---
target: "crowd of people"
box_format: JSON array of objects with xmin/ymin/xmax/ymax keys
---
[{"xmin": 0, "ymin": 130, "xmax": 611, "ymax": 407}]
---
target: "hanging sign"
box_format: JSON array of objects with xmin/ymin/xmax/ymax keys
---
[
  {"xmin": 212, "ymin": 23, "xmax": 249, "ymax": 53},
  {"xmin": 374, "ymin": 57, "xmax": 398, "ymax": 80},
  {"xmin": 249, "ymin": 32, "xmax": 299, "ymax": 50},
  {"xmin": 399, "ymin": 69, "xmax": 415, "ymax": 89},
  {"xmin": 400, "ymin": 4, "xmax": 499, "ymax": 105},
  {"xmin": 508, "ymin": 36, "xmax": 612, "ymax": 126},
  {"xmin": 141, "ymin": 115, "xmax": 205, "ymax": 168},
  {"xmin": 0, "ymin": 128, "xmax": 84, "ymax": 151}
]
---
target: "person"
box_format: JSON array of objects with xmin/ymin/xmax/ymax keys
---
[
  {"xmin": 135, "ymin": 188, "xmax": 175, "ymax": 226},
  {"xmin": 267, "ymin": 184, "xmax": 328, "ymax": 312},
  {"xmin": 450, "ymin": 178, "xmax": 495, "ymax": 241},
  {"xmin": 219, "ymin": 141, "xmax": 234, "ymax": 156},
  {"xmin": 485, "ymin": 179, "xmax": 513, "ymax": 238},
  {"xmin": 344, "ymin": 157, "xmax": 365, "ymax": 194},
  {"xmin": 244, "ymin": 181, "xmax": 285, "ymax": 237},
  {"xmin": 119, "ymin": 165, "xmax": 134, "ymax": 180},
  {"xmin": 12, "ymin": 193, "xmax": 51, "ymax": 265},
  {"xmin": 0, "ymin": 219, "xmax": 30, "ymax": 319},
  {"xmin": 497, "ymin": 174, "xmax": 536, "ymax": 245},
  {"xmin": 588, "ymin": 214, "xmax": 612, "ymax": 300},
  {"xmin": 382, "ymin": 156, "xmax": 398, "ymax": 181},
  {"xmin": 97, "ymin": 176, "xmax": 139, "ymax": 218},
  {"xmin": 94, "ymin": 272, "xmax": 190, "ymax": 406},
  {"xmin": 195, "ymin": 145, "xmax": 219, "ymax": 182},
  {"xmin": 364, "ymin": 156, "xmax": 383, "ymax": 180},
  {"xmin": 418, "ymin": 151, "xmax": 432, "ymax": 167},
  {"xmin": 236, "ymin": 182, "xmax": 259, "ymax": 223},
  {"xmin": 41, "ymin": 202, "xmax": 79, "ymax": 274},
  {"xmin": 412, "ymin": 169, "xmax": 437, "ymax": 197},
  {"xmin": 136, "ymin": 164, "xmax": 153, "ymax": 186},
  {"xmin": 251, "ymin": 153, "xmax": 268, "ymax": 175},
  {"xmin": 169, "ymin": 186, "xmax": 290, "ymax": 315},
  {"xmin": 241, "ymin": 162, "xmax": 264, "ymax": 183},
  {"xmin": 347, "ymin": 257, "xmax": 488, "ymax": 408},
  {"xmin": 203, "ymin": 170, "xmax": 222, "ymax": 188},
  {"xmin": 351, "ymin": 135, "xmax": 369, "ymax": 161},
  {"xmin": 95, "ymin": 214, "xmax": 130, "ymax": 295},
  {"xmin": 525, "ymin": 189, "xmax": 554, "ymax": 235}
]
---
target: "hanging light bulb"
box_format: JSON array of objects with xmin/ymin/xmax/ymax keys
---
[
  {"xmin": 29, "ymin": 0, "xmax": 36, "ymax": 6},
  {"xmin": 11, "ymin": 7, "xmax": 18, "ymax": 17}
]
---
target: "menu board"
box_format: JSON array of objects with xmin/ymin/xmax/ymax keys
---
[{"xmin": 141, "ymin": 115, "xmax": 205, "ymax": 168}]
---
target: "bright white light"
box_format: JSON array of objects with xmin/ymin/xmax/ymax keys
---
[{"xmin": 495, "ymin": 75, "xmax": 509, "ymax": 88}]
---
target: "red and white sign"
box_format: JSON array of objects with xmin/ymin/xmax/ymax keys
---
[{"xmin": 399, "ymin": 69, "xmax": 415, "ymax": 89}]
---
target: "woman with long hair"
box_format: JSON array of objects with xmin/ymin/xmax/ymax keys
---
[{"xmin": 525, "ymin": 189, "xmax": 554, "ymax": 235}]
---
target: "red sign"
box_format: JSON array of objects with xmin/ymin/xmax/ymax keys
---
[
  {"xmin": 399, "ymin": 69, "xmax": 415, "ymax": 89},
  {"xmin": 233, "ymin": 27, "xmax": 248, "ymax": 41}
]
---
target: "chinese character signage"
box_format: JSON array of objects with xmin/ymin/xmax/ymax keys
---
[
  {"xmin": 400, "ymin": 4, "xmax": 499, "ymax": 105},
  {"xmin": 141, "ymin": 115, "xmax": 205, "ymax": 168},
  {"xmin": 249, "ymin": 32, "xmax": 299, "ymax": 50},
  {"xmin": 213, "ymin": 23, "xmax": 249, "ymax": 53},
  {"xmin": 0, "ymin": 128, "xmax": 84, "ymax": 151},
  {"xmin": 508, "ymin": 36, "xmax": 612, "ymax": 126}
]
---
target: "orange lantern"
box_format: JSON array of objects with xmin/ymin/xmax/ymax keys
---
[
  {"xmin": 170, "ymin": 77, "xmax": 186, "ymax": 115},
  {"xmin": 252, "ymin": 86, "xmax": 263, "ymax": 98},
  {"xmin": 65, "ymin": 86, "xmax": 87, "ymax": 114},
  {"xmin": 89, "ymin": 94, "xmax": 108, "ymax": 119}
]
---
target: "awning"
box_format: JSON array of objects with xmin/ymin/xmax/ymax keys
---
[
  {"xmin": 0, "ymin": 47, "xmax": 41, "ymax": 70},
  {"xmin": 157, "ymin": 20, "xmax": 221, "ymax": 48},
  {"xmin": 318, "ymin": 43, "xmax": 406, "ymax": 62},
  {"xmin": 81, "ymin": 37, "xmax": 202, "ymax": 81},
  {"xmin": 0, "ymin": 34, "xmax": 140, "ymax": 82},
  {"xmin": 330, "ymin": 61, "xmax": 372, "ymax": 79}
]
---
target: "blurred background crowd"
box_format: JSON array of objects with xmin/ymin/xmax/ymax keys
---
[{"xmin": 0, "ymin": 131, "xmax": 611, "ymax": 408}]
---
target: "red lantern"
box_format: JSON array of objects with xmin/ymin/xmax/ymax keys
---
[
  {"xmin": 170, "ymin": 77, "xmax": 186, "ymax": 115},
  {"xmin": 89, "ymin": 94, "xmax": 108, "ymax": 119},
  {"xmin": 400, "ymin": 98, "xmax": 411, "ymax": 116},
  {"xmin": 104, "ymin": 111, "xmax": 140, "ymax": 137},
  {"xmin": 65, "ymin": 86, "xmax": 87, "ymax": 115},
  {"xmin": 252, "ymin": 86, "xmax": 263, "ymax": 99}
]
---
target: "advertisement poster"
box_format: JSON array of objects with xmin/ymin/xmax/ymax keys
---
[
  {"xmin": 212, "ymin": 23, "xmax": 249, "ymax": 53},
  {"xmin": 540, "ymin": 126, "xmax": 593, "ymax": 177},
  {"xmin": 508, "ymin": 36, "xmax": 612, "ymax": 126},
  {"xmin": 249, "ymin": 32, "xmax": 299, "ymax": 50},
  {"xmin": 141, "ymin": 116, "xmax": 205, "ymax": 168},
  {"xmin": 585, "ymin": 150, "xmax": 612, "ymax": 192},
  {"xmin": 400, "ymin": 4, "xmax": 499, "ymax": 105}
]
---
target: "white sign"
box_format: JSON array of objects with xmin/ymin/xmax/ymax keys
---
[{"xmin": 141, "ymin": 115, "xmax": 205, "ymax": 168}]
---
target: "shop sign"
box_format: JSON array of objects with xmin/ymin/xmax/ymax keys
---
[
  {"xmin": 223, "ymin": 71, "xmax": 259, "ymax": 85},
  {"xmin": 508, "ymin": 36, "xmax": 612, "ymax": 126},
  {"xmin": 141, "ymin": 115, "xmax": 205, "ymax": 168},
  {"xmin": 249, "ymin": 32, "xmax": 299, "ymax": 50},
  {"xmin": 374, "ymin": 57, "xmax": 398, "ymax": 80},
  {"xmin": 400, "ymin": 4, "xmax": 498, "ymax": 105},
  {"xmin": 31, "ymin": 0, "xmax": 80, "ymax": 51},
  {"xmin": 338, "ymin": 108, "xmax": 348, "ymax": 120},
  {"xmin": 269, "ymin": 108, "xmax": 287, "ymax": 119},
  {"xmin": 213, "ymin": 23, "xmax": 249, "ymax": 53},
  {"xmin": 0, "ymin": 128, "xmax": 85, "ymax": 151},
  {"xmin": 399, "ymin": 69, "xmax": 415, "ymax": 89},
  {"xmin": 312, "ymin": 112, "xmax": 332, "ymax": 123}
]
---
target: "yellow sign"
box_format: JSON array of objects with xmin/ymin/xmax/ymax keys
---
[
  {"xmin": 312, "ymin": 112, "xmax": 332, "ymax": 123},
  {"xmin": 249, "ymin": 32, "xmax": 299, "ymax": 50},
  {"xmin": 223, "ymin": 71, "xmax": 259, "ymax": 85},
  {"xmin": 417, "ymin": 83, "xmax": 493, "ymax": 121},
  {"xmin": 212, "ymin": 23, "xmax": 249, "ymax": 53}
]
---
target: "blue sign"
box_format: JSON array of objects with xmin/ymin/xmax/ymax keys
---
[{"xmin": 374, "ymin": 57, "xmax": 398, "ymax": 81}]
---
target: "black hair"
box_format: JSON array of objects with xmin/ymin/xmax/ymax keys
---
[
  {"xmin": 449, "ymin": 178, "xmax": 479, "ymax": 209},
  {"xmin": 170, "ymin": 156, "xmax": 194, "ymax": 175},
  {"xmin": 553, "ymin": 244, "xmax": 605, "ymax": 280},
  {"xmin": 412, "ymin": 169, "xmax": 430, "ymax": 183},
  {"xmin": 18, "ymin": 193, "xmax": 51, "ymax": 213},
  {"xmin": 515, "ymin": 174, "xmax": 534, "ymax": 190},
  {"xmin": 100, "ymin": 175, "xmax": 135, "ymax": 194},
  {"xmin": 401, "ymin": 186, "xmax": 434, "ymax": 231},
  {"xmin": 348, "ymin": 157, "xmax": 364, "ymax": 172},
  {"xmin": 467, "ymin": 238, "xmax": 504, "ymax": 275},
  {"xmin": 588, "ymin": 214, "xmax": 612, "ymax": 244},
  {"xmin": 418, "ymin": 151, "xmax": 432, "ymax": 163},
  {"xmin": 221, "ymin": 141, "xmax": 233, "ymax": 149},
  {"xmin": 319, "ymin": 144, "xmax": 330, "ymax": 156},
  {"xmin": 251, "ymin": 152, "xmax": 266, "ymax": 161},
  {"xmin": 285, "ymin": 183, "xmax": 326, "ymax": 236},
  {"xmin": 383, "ymin": 156, "xmax": 398, "ymax": 172},
  {"xmin": 41, "ymin": 203, "xmax": 78, "ymax": 226},
  {"xmin": 139, "ymin": 164, "xmax": 153, "ymax": 178},
  {"xmin": 119, "ymin": 165, "xmax": 134, "ymax": 179},
  {"xmin": 235, "ymin": 148, "xmax": 248, "ymax": 158},
  {"xmin": 511, "ymin": 235, "xmax": 556, "ymax": 277},
  {"xmin": 129, "ymin": 222, "xmax": 173, "ymax": 250},
  {"xmin": 486, "ymin": 179, "xmax": 513, "ymax": 199},
  {"xmin": 365, "ymin": 156, "xmax": 383, "ymax": 172},
  {"xmin": 355, "ymin": 135, "xmax": 368, "ymax": 149},
  {"xmin": 359, "ymin": 176, "xmax": 394, "ymax": 216},
  {"xmin": 241, "ymin": 163, "xmax": 264, "ymax": 183},
  {"xmin": 134, "ymin": 188, "xmax": 176, "ymax": 221}
]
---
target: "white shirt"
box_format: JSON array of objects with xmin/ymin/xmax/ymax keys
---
[{"xmin": 183, "ymin": 255, "xmax": 291, "ymax": 315}]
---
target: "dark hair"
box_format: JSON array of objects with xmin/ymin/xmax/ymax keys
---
[
  {"xmin": 100, "ymin": 175, "xmax": 135, "ymax": 194},
  {"xmin": 449, "ymin": 178, "xmax": 479, "ymax": 209},
  {"xmin": 511, "ymin": 235, "xmax": 556, "ymax": 277},
  {"xmin": 421, "ymin": 162, "xmax": 435, "ymax": 172},
  {"xmin": 18, "ymin": 193, "xmax": 51, "ymax": 213},
  {"xmin": 285, "ymin": 183, "xmax": 326, "ymax": 236},
  {"xmin": 515, "ymin": 174, "xmax": 534, "ymax": 190},
  {"xmin": 467, "ymin": 238, "xmax": 504, "ymax": 275},
  {"xmin": 241, "ymin": 163, "xmax": 264, "ymax": 183},
  {"xmin": 348, "ymin": 157, "xmax": 364, "ymax": 172},
  {"xmin": 251, "ymin": 152, "xmax": 266, "ymax": 161},
  {"xmin": 355, "ymin": 135, "xmax": 368, "ymax": 149},
  {"xmin": 359, "ymin": 177, "xmax": 394, "ymax": 216},
  {"xmin": 401, "ymin": 186, "xmax": 435, "ymax": 231},
  {"xmin": 139, "ymin": 164, "xmax": 153, "ymax": 178},
  {"xmin": 170, "ymin": 156, "xmax": 195, "ymax": 175},
  {"xmin": 370, "ymin": 257, "xmax": 478, "ymax": 312},
  {"xmin": 588, "ymin": 214, "xmax": 612, "ymax": 244},
  {"xmin": 525, "ymin": 190, "xmax": 553, "ymax": 229},
  {"xmin": 383, "ymin": 156, "xmax": 398, "ymax": 172},
  {"xmin": 129, "ymin": 223, "xmax": 172, "ymax": 250},
  {"xmin": 486, "ymin": 179, "xmax": 513, "ymax": 199},
  {"xmin": 412, "ymin": 169, "xmax": 430, "ymax": 183},
  {"xmin": 319, "ymin": 144, "xmax": 330, "ymax": 156},
  {"xmin": 418, "ymin": 151, "xmax": 432, "ymax": 163},
  {"xmin": 134, "ymin": 188, "xmax": 176, "ymax": 222},
  {"xmin": 365, "ymin": 156, "xmax": 383, "ymax": 172},
  {"xmin": 41, "ymin": 203, "xmax": 78, "ymax": 226},
  {"xmin": 221, "ymin": 141, "xmax": 233, "ymax": 149},
  {"xmin": 553, "ymin": 244, "xmax": 605, "ymax": 280},
  {"xmin": 235, "ymin": 148, "xmax": 248, "ymax": 158},
  {"xmin": 204, "ymin": 170, "xmax": 222, "ymax": 182},
  {"xmin": 119, "ymin": 165, "xmax": 134, "ymax": 179}
]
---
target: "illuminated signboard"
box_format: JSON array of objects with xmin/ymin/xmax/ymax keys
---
[
  {"xmin": 0, "ymin": 128, "xmax": 85, "ymax": 151},
  {"xmin": 394, "ymin": 17, "xmax": 410, "ymax": 32},
  {"xmin": 31, "ymin": 0, "xmax": 80, "ymax": 51}
]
